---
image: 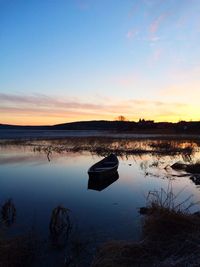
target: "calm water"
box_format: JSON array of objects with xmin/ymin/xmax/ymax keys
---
[{"xmin": 0, "ymin": 139, "xmax": 200, "ymax": 265}]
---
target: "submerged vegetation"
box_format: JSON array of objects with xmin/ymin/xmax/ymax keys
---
[
  {"xmin": 33, "ymin": 138, "xmax": 198, "ymax": 158},
  {"xmin": 1, "ymin": 199, "xmax": 16, "ymax": 227},
  {"xmin": 3, "ymin": 137, "xmax": 194, "ymax": 161},
  {"xmin": 49, "ymin": 205, "xmax": 72, "ymax": 249}
]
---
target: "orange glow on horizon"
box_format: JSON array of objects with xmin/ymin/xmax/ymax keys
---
[
  {"xmin": 1, "ymin": 113, "xmax": 200, "ymax": 126},
  {"xmin": 1, "ymin": 93, "xmax": 200, "ymax": 125}
]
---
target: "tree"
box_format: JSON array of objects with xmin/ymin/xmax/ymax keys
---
[{"xmin": 115, "ymin": 115, "xmax": 127, "ymax": 121}]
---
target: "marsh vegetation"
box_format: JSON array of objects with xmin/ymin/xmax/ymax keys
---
[{"xmin": 92, "ymin": 184, "xmax": 200, "ymax": 267}]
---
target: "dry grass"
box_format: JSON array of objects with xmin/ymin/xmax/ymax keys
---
[
  {"xmin": 140, "ymin": 186, "xmax": 200, "ymax": 266},
  {"xmin": 30, "ymin": 138, "xmax": 198, "ymax": 160},
  {"xmin": 93, "ymin": 184, "xmax": 200, "ymax": 267},
  {"xmin": 0, "ymin": 137, "xmax": 197, "ymax": 160}
]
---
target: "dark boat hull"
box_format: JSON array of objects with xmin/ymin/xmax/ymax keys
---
[
  {"xmin": 88, "ymin": 165, "xmax": 118, "ymax": 179},
  {"xmin": 88, "ymin": 154, "xmax": 119, "ymax": 178}
]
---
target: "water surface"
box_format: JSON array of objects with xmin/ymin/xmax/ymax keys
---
[{"xmin": 0, "ymin": 138, "xmax": 200, "ymax": 265}]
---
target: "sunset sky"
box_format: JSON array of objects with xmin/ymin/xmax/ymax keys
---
[{"xmin": 1, "ymin": 0, "xmax": 200, "ymax": 125}]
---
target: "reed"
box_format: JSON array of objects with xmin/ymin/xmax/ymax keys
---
[{"xmin": 93, "ymin": 185, "xmax": 200, "ymax": 267}]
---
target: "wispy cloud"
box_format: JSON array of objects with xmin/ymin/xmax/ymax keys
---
[
  {"xmin": 0, "ymin": 93, "xmax": 192, "ymax": 125},
  {"xmin": 149, "ymin": 13, "xmax": 168, "ymax": 34},
  {"xmin": 149, "ymin": 36, "xmax": 161, "ymax": 42},
  {"xmin": 126, "ymin": 29, "xmax": 138, "ymax": 40},
  {"xmin": 0, "ymin": 93, "xmax": 102, "ymax": 110}
]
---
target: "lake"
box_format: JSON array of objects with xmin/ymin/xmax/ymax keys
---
[{"xmin": 0, "ymin": 137, "xmax": 200, "ymax": 266}]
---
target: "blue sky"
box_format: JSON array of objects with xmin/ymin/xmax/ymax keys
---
[{"xmin": 1, "ymin": 0, "xmax": 200, "ymax": 125}]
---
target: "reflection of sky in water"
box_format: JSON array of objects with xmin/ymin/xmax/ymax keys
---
[{"xmin": 0, "ymin": 143, "xmax": 200, "ymax": 244}]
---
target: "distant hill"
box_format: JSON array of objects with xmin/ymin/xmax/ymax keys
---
[
  {"xmin": 53, "ymin": 120, "xmax": 137, "ymax": 130},
  {"xmin": 0, "ymin": 121, "xmax": 136, "ymax": 131}
]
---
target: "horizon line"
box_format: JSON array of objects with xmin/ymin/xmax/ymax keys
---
[{"xmin": 1, "ymin": 119, "xmax": 200, "ymax": 127}]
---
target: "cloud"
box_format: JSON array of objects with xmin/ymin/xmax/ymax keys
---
[
  {"xmin": 149, "ymin": 36, "xmax": 161, "ymax": 42},
  {"xmin": 0, "ymin": 93, "xmax": 193, "ymax": 125},
  {"xmin": 149, "ymin": 11, "xmax": 170, "ymax": 34},
  {"xmin": 149, "ymin": 14, "xmax": 165, "ymax": 34},
  {"xmin": 126, "ymin": 29, "xmax": 138, "ymax": 40},
  {"xmin": 0, "ymin": 93, "xmax": 102, "ymax": 110}
]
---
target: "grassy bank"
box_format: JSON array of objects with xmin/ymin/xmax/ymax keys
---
[{"xmin": 92, "ymin": 186, "xmax": 200, "ymax": 267}]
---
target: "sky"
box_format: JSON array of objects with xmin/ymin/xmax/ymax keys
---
[{"xmin": 1, "ymin": 0, "xmax": 200, "ymax": 125}]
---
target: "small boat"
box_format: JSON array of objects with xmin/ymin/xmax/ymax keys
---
[
  {"xmin": 88, "ymin": 154, "xmax": 119, "ymax": 178},
  {"xmin": 88, "ymin": 171, "xmax": 119, "ymax": 191}
]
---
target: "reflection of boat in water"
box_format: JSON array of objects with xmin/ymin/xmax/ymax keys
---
[
  {"xmin": 88, "ymin": 171, "xmax": 119, "ymax": 191},
  {"xmin": 88, "ymin": 154, "xmax": 119, "ymax": 178}
]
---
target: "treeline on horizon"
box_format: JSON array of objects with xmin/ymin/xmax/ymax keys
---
[{"xmin": 1, "ymin": 119, "xmax": 200, "ymax": 134}]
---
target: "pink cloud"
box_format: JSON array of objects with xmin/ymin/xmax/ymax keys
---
[
  {"xmin": 149, "ymin": 15, "xmax": 163, "ymax": 33},
  {"xmin": 0, "ymin": 93, "xmax": 192, "ymax": 124},
  {"xmin": 126, "ymin": 29, "xmax": 138, "ymax": 39},
  {"xmin": 0, "ymin": 93, "xmax": 102, "ymax": 110},
  {"xmin": 149, "ymin": 12, "xmax": 169, "ymax": 34}
]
